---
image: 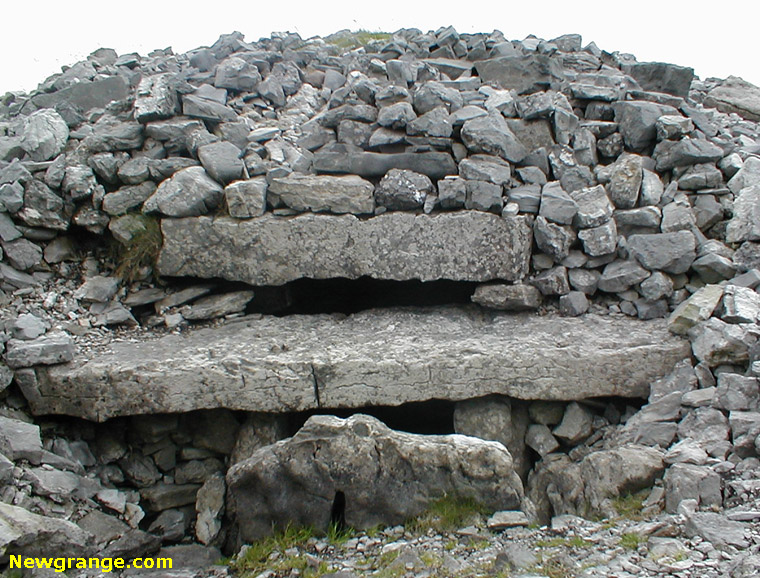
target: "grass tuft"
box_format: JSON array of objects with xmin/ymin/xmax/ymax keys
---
[
  {"xmin": 406, "ymin": 494, "xmax": 489, "ymax": 535},
  {"xmin": 325, "ymin": 29, "xmax": 392, "ymax": 50},
  {"xmin": 111, "ymin": 214, "xmax": 162, "ymax": 283},
  {"xmin": 612, "ymin": 490, "xmax": 649, "ymax": 521},
  {"xmin": 620, "ymin": 532, "xmax": 642, "ymax": 550}
]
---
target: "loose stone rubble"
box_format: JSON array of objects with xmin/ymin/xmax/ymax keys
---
[{"xmin": 0, "ymin": 24, "xmax": 759, "ymax": 578}]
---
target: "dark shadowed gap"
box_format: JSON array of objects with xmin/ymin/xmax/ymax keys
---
[{"xmin": 330, "ymin": 491, "xmax": 346, "ymax": 530}]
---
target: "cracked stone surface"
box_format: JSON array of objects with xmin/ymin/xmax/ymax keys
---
[{"xmin": 21, "ymin": 307, "xmax": 689, "ymax": 421}]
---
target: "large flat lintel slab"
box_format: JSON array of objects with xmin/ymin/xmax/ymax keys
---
[
  {"xmin": 20, "ymin": 307, "xmax": 690, "ymax": 422},
  {"xmin": 156, "ymin": 212, "xmax": 532, "ymax": 286}
]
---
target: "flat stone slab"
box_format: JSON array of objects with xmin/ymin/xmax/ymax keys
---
[
  {"xmin": 21, "ymin": 307, "xmax": 690, "ymax": 421},
  {"xmin": 157, "ymin": 212, "xmax": 532, "ymax": 285}
]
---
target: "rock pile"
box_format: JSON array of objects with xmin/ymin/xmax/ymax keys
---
[{"xmin": 0, "ymin": 23, "xmax": 760, "ymax": 577}]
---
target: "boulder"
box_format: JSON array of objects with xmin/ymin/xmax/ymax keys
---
[
  {"xmin": 269, "ymin": 174, "xmax": 374, "ymax": 214},
  {"xmin": 461, "ymin": 113, "xmax": 527, "ymax": 163},
  {"xmin": 143, "ymin": 166, "xmax": 223, "ymax": 217},
  {"xmin": 314, "ymin": 150, "xmax": 456, "ymax": 180},
  {"xmin": 21, "ymin": 109, "xmax": 69, "ymax": 161},
  {"xmin": 0, "ymin": 502, "xmax": 95, "ymax": 563},
  {"xmin": 704, "ymin": 76, "xmax": 760, "ymax": 121},
  {"xmin": 23, "ymin": 308, "xmax": 689, "ymax": 421},
  {"xmin": 227, "ymin": 414, "xmax": 524, "ymax": 541},
  {"xmin": 158, "ymin": 213, "xmax": 531, "ymax": 285}
]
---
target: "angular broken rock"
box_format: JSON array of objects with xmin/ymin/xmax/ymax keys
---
[
  {"xmin": 143, "ymin": 166, "xmax": 223, "ymax": 217},
  {"xmin": 0, "ymin": 502, "xmax": 95, "ymax": 562},
  {"xmin": 668, "ymin": 284, "xmax": 724, "ymax": 335},
  {"xmin": 227, "ymin": 414, "xmax": 524, "ymax": 541},
  {"xmin": 21, "ymin": 109, "xmax": 69, "ymax": 161},
  {"xmin": 181, "ymin": 291, "xmax": 254, "ymax": 321},
  {"xmin": 158, "ymin": 213, "xmax": 532, "ymax": 285},
  {"xmin": 5, "ymin": 332, "xmax": 74, "ymax": 368},
  {"xmin": 23, "ymin": 308, "xmax": 689, "ymax": 421},
  {"xmin": 470, "ymin": 283, "xmax": 542, "ymax": 311},
  {"xmin": 268, "ymin": 174, "xmax": 374, "ymax": 215}
]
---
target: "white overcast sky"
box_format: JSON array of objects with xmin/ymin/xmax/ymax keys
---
[{"xmin": 2, "ymin": 1, "xmax": 759, "ymax": 95}]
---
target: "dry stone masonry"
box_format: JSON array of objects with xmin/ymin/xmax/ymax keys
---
[{"xmin": 0, "ymin": 24, "xmax": 760, "ymax": 577}]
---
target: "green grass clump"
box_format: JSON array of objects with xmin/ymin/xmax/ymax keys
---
[
  {"xmin": 536, "ymin": 535, "xmax": 593, "ymax": 549},
  {"xmin": 612, "ymin": 490, "xmax": 648, "ymax": 521},
  {"xmin": 231, "ymin": 524, "xmax": 326, "ymax": 576},
  {"xmin": 326, "ymin": 29, "xmax": 392, "ymax": 50},
  {"xmin": 620, "ymin": 532, "xmax": 642, "ymax": 550},
  {"xmin": 112, "ymin": 214, "xmax": 162, "ymax": 283},
  {"xmin": 406, "ymin": 494, "xmax": 489, "ymax": 535}
]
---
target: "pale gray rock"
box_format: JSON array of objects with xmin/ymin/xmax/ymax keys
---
[
  {"xmin": 0, "ymin": 182, "xmax": 24, "ymax": 213},
  {"xmin": 181, "ymin": 291, "xmax": 254, "ymax": 321},
  {"xmin": 534, "ymin": 216, "xmax": 576, "ymax": 262},
  {"xmin": 196, "ymin": 472, "xmax": 225, "ymax": 545},
  {"xmin": 471, "ymin": 283, "xmax": 542, "ymax": 311},
  {"xmin": 684, "ymin": 512, "xmax": 749, "ymax": 548},
  {"xmin": 525, "ymin": 424, "xmax": 560, "ymax": 456},
  {"xmin": 17, "ymin": 179, "xmax": 69, "ymax": 230},
  {"xmin": 2, "ymin": 238, "xmax": 42, "ymax": 271},
  {"xmin": 5, "ymin": 331, "xmax": 74, "ymax": 368},
  {"xmin": 722, "ymin": 285, "xmax": 760, "ymax": 323},
  {"xmin": 649, "ymin": 359, "xmax": 697, "ymax": 402},
  {"xmin": 377, "ymin": 102, "xmax": 417, "ymax": 130},
  {"xmin": 21, "ymin": 109, "xmax": 69, "ymax": 161},
  {"xmin": 613, "ymin": 101, "xmax": 679, "ymax": 151},
  {"xmin": 531, "ymin": 266, "xmax": 571, "ymax": 296},
  {"xmin": 375, "ymin": 169, "xmax": 433, "ymax": 211},
  {"xmin": 714, "ymin": 373, "xmax": 759, "ymax": 411},
  {"xmin": 437, "ymin": 176, "xmax": 466, "ymax": 209},
  {"xmin": 598, "ymin": 260, "xmax": 650, "ymax": 293},
  {"xmin": 727, "ymin": 157, "xmax": 760, "ymax": 194},
  {"xmin": 461, "ymin": 112, "xmax": 527, "ymax": 163},
  {"xmin": 727, "ymin": 185, "xmax": 760, "ymax": 243},
  {"xmin": 664, "ymin": 464, "xmax": 722, "ymax": 513},
  {"xmin": 269, "ymin": 174, "xmax": 374, "ymax": 215},
  {"xmin": 158, "ymin": 213, "xmax": 531, "ymax": 285},
  {"xmin": 607, "ymin": 154, "xmax": 642, "ymax": 209},
  {"xmin": 654, "ymin": 138, "xmax": 724, "ymax": 172},
  {"xmin": 454, "ymin": 396, "xmax": 530, "ymax": 478},
  {"xmin": 24, "ymin": 308, "xmax": 689, "ymax": 420},
  {"xmin": 465, "ymin": 180, "xmax": 502, "ymax": 213},
  {"xmin": 314, "ymin": 149, "xmax": 456, "ymax": 181},
  {"xmin": 639, "ymin": 271, "xmax": 674, "ymax": 301},
  {"xmin": 539, "ymin": 181, "xmax": 577, "ymax": 225},
  {"xmin": 215, "ymin": 56, "xmax": 261, "ymax": 92},
  {"xmin": 148, "ymin": 509, "xmax": 186, "ymax": 543},
  {"xmin": 0, "ymin": 502, "xmax": 94, "ymax": 561},
  {"xmin": 559, "ymin": 291, "xmax": 589, "ymax": 316},
  {"xmin": 552, "ymin": 402, "xmax": 593, "ymax": 444},
  {"xmin": 182, "ymin": 94, "xmax": 237, "ymax": 122},
  {"xmin": 413, "ymin": 81, "xmax": 464, "ymax": 114},
  {"xmin": 12, "ymin": 313, "xmax": 48, "ymax": 340},
  {"xmin": 691, "ymin": 317, "xmax": 756, "ymax": 367},
  {"xmin": 507, "ymin": 184, "xmax": 541, "ymax": 213},
  {"xmin": 664, "ymin": 439, "xmax": 709, "ymax": 465},
  {"xmin": 102, "ymin": 182, "xmax": 156, "ymax": 216},
  {"xmin": 197, "ymin": 141, "xmax": 243, "ymax": 186},
  {"xmin": 568, "ymin": 267, "xmax": 600, "ymax": 295},
  {"xmin": 134, "ymin": 73, "xmax": 179, "ymax": 123},
  {"xmin": 459, "ymin": 156, "xmax": 512, "ymax": 186},
  {"xmin": 678, "ymin": 407, "xmax": 730, "ymax": 446},
  {"xmin": 143, "ymin": 166, "xmax": 224, "ymax": 217},
  {"xmin": 627, "ymin": 231, "xmax": 696, "ymax": 274},
  {"xmin": 641, "ymin": 169, "xmax": 664, "ymax": 206},
  {"xmin": 487, "ymin": 510, "xmax": 530, "ymax": 530},
  {"xmin": 668, "ymin": 284, "xmax": 724, "ymax": 335},
  {"xmin": 0, "ymin": 416, "xmax": 42, "ymax": 462},
  {"xmin": 224, "ymin": 177, "xmax": 267, "ymax": 218},
  {"xmin": 569, "ymin": 185, "xmax": 613, "ymax": 228},
  {"xmin": 581, "ymin": 446, "xmax": 665, "ymax": 514},
  {"xmin": 577, "ymin": 219, "xmax": 617, "ymax": 257},
  {"xmin": 656, "ymin": 115, "xmax": 694, "ymax": 140},
  {"xmin": 74, "ymin": 275, "xmax": 119, "ymax": 303},
  {"xmin": 227, "ymin": 414, "xmax": 524, "ymax": 541},
  {"xmin": 704, "ymin": 76, "xmax": 760, "ymax": 121}
]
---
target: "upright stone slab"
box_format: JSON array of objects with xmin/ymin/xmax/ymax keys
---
[
  {"xmin": 157, "ymin": 213, "xmax": 532, "ymax": 285},
  {"xmin": 22, "ymin": 308, "xmax": 689, "ymax": 421}
]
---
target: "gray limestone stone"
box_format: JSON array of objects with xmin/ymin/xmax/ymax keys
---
[
  {"xmin": 471, "ymin": 283, "xmax": 542, "ymax": 311},
  {"xmin": 21, "ymin": 109, "xmax": 69, "ymax": 161},
  {"xmin": 5, "ymin": 332, "xmax": 74, "ymax": 368},
  {"xmin": 196, "ymin": 472, "xmax": 225, "ymax": 545},
  {"xmin": 134, "ymin": 74, "xmax": 179, "ymax": 123},
  {"xmin": 531, "ymin": 266, "xmax": 571, "ymax": 296},
  {"xmin": 225, "ymin": 177, "xmax": 267, "ymax": 218},
  {"xmin": 437, "ymin": 176, "xmax": 466, "ymax": 209},
  {"xmin": 375, "ymin": 169, "xmax": 432, "ymax": 211},
  {"xmin": 102, "ymin": 182, "xmax": 156, "ymax": 216},
  {"xmin": 525, "ymin": 424, "xmax": 560, "ymax": 456},
  {"xmin": 269, "ymin": 174, "xmax": 374, "ymax": 215},
  {"xmin": 722, "ymin": 285, "xmax": 760, "ymax": 323},
  {"xmin": 598, "ymin": 260, "xmax": 650, "ymax": 293},
  {"xmin": 534, "ymin": 216, "xmax": 576, "ymax": 262},
  {"xmin": 684, "ymin": 512, "xmax": 749, "ymax": 549},
  {"xmin": 727, "ymin": 185, "xmax": 760, "ymax": 243},
  {"xmin": 465, "ymin": 180, "xmax": 502, "ymax": 213},
  {"xmin": 569, "ymin": 185, "xmax": 613, "ymax": 228},
  {"xmin": 314, "ymin": 150, "xmax": 456, "ymax": 181},
  {"xmin": 227, "ymin": 414, "xmax": 523, "ymax": 541},
  {"xmin": 552, "ymin": 402, "xmax": 593, "ymax": 444},
  {"xmin": 158, "ymin": 213, "xmax": 531, "ymax": 285},
  {"xmin": 627, "ymin": 231, "xmax": 696, "ymax": 274},
  {"xmin": 704, "ymin": 76, "xmax": 760, "ymax": 121},
  {"xmin": 577, "ymin": 219, "xmax": 617, "ymax": 257},
  {"xmin": 668, "ymin": 285, "xmax": 724, "ymax": 335},
  {"xmin": 24, "ymin": 308, "xmax": 688, "ymax": 420},
  {"xmin": 198, "ymin": 141, "xmax": 243, "ymax": 186},
  {"xmin": 143, "ymin": 166, "xmax": 224, "ymax": 217},
  {"xmin": 607, "ymin": 154, "xmax": 642, "ymax": 209},
  {"xmin": 539, "ymin": 181, "xmax": 577, "ymax": 225},
  {"xmin": 461, "ymin": 112, "xmax": 527, "ymax": 163},
  {"xmin": 0, "ymin": 416, "xmax": 42, "ymax": 462},
  {"xmin": 181, "ymin": 291, "xmax": 254, "ymax": 321},
  {"xmin": 714, "ymin": 373, "xmax": 759, "ymax": 411},
  {"xmin": 613, "ymin": 101, "xmax": 679, "ymax": 151},
  {"xmin": 559, "ymin": 291, "xmax": 589, "ymax": 317},
  {"xmin": 664, "ymin": 464, "xmax": 722, "ymax": 513},
  {"xmin": 691, "ymin": 317, "xmax": 756, "ymax": 367}
]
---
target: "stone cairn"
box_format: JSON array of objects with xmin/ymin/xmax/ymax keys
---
[{"xmin": 0, "ymin": 26, "xmax": 760, "ymax": 576}]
